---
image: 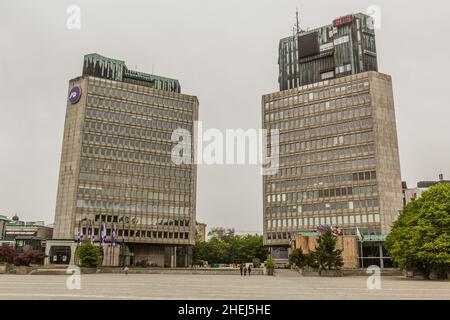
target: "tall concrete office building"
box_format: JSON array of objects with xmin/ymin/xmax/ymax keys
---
[
  {"xmin": 263, "ymin": 13, "xmax": 403, "ymax": 262},
  {"xmin": 48, "ymin": 53, "xmax": 198, "ymax": 267}
]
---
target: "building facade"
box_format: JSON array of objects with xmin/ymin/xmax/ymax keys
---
[
  {"xmin": 0, "ymin": 215, "xmax": 53, "ymax": 257},
  {"xmin": 262, "ymin": 71, "xmax": 403, "ymax": 262},
  {"xmin": 195, "ymin": 222, "xmax": 207, "ymax": 242},
  {"xmin": 50, "ymin": 53, "xmax": 198, "ymax": 267},
  {"xmin": 279, "ymin": 13, "xmax": 377, "ymax": 90},
  {"xmin": 0, "ymin": 215, "xmax": 9, "ymax": 240},
  {"xmin": 402, "ymin": 174, "xmax": 450, "ymax": 206}
]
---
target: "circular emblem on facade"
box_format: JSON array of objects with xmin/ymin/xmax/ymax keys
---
[{"xmin": 68, "ymin": 86, "xmax": 82, "ymax": 104}]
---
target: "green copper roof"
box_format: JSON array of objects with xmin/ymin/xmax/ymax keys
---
[{"xmin": 82, "ymin": 53, "xmax": 181, "ymax": 93}]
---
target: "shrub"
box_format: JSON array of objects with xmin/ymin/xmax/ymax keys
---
[
  {"xmin": 76, "ymin": 241, "xmax": 101, "ymax": 268},
  {"xmin": 264, "ymin": 256, "xmax": 276, "ymax": 269},
  {"xmin": 289, "ymin": 248, "xmax": 307, "ymax": 268},
  {"xmin": 0, "ymin": 243, "xmax": 16, "ymax": 264}
]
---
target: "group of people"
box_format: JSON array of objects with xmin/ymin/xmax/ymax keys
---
[{"xmin": 239, "ymin": 263, "xmax": 252, "ymax": 276}]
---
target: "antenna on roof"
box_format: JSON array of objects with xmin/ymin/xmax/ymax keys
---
[{"xmin": 295, "ymin": 7, "xmax": 304, "ymax": 33}]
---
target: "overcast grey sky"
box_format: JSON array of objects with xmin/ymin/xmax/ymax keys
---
[{"xmin": 1, "ymin": 0, "xmax": 449, "ymax": 233}]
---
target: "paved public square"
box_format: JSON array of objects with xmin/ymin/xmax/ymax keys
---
[{"xmin": 1, "ymin": 272, "xmax": 450, "ymax": 300}]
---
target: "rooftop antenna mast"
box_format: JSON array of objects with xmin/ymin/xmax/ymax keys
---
[{"xmin": 295, "ymin": 7, "xmax": 306, "ymax": 33}]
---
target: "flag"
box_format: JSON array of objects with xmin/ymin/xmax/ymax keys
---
[
  {"xmin": 356, "ymin": 227, "xmax": 362, "ymax": 241},
  {"xmin": 316, "ymin": 225, "xmax": 331, "ymax": 234},
  {"xmin": 91, "ymin": 223, "xmax": 95, "ymax": 244},
  {"xmin": 87, "ymin": 222, "xmax": 92, "ymax": 243},
  {"xmin": 332, "ymin": 226, "xmax": 343, "ymax": 237},
  {"xmin": 100, "ymin": 222, "xmax": 106, "ymax": 245},
  {"xmin": 77, "ymin": 222, "xmax": 83, "ymax": 244},
  {"xmin": 111, "ymin": 223, "xmax": 117, "ymax": 247}
]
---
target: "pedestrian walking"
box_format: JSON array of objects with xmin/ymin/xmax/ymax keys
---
[
  {"xmin": 248, "ymin": 265, "xmax": 252, "ymax": 276},
  {"xmin": 243, "ymin": 265, "xmax": 247, "ymax": 276},
  {"xmin": 239, "ymin": 264, "xmax": 244, "ymax": 276}
]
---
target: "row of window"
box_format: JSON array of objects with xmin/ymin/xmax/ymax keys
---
[
  {"xmin": 280, "ymin": 142, "xmax": 374, "ymax": 166},
  {"xmin": 266, "ymin": 184, "xmax": 378, "ymax": 203},
  {"xmin": 80, "ymin": 227, "xmax": 190, "ymax": 240},
  {"xmin": 81, "ymin": 145, "xmax": 186, "ymax": 165},
  {"xmin": 88, "ymin": 84, "xmax": 193, "ymax": 110},
  {"xmin": 90, "ymin": 214, "xmax": 190, "ymax": 227},
  {"xmin": 266, "ymin": 170, "xmax": 377, "ymax": 192},
  {"xmin": 266, "ymin": 198, "xmax": 379, "ymax": 215},
  {"xmin": 85, "ymin": 108, "xmax": 192, "ymax": 132},
  {"xmin": 86, "ymin": 95, "xmax": 193, "ymax": 121},
  {"xmin": 78, "ymin": 186, "xmax": 191, "ymax": 202},
  {"xmin": 273, "ymin": 157, "xmax": 376, "ymax": 178},
  {"xmin": 279, "ymin": 118, "xmax": 373, "ymax": 142},
  {"xmin": 85, "ymin": 120, "xmax": 173, "ymax": 142},
  {"xmin": 265, "ymin": 93, "xmax": 371, "ymax": 124},
  {"xmin": 78, "ymin": 172, "xmax": 191, "ymax": 192},
  {"xmin": 267, "ymin": 213, "xmax": 381, "ymax": 231},
  {"xmin": 79, "ymin": 158, "xmax": 192, "ymax": 180},
  {"xmin": 264, "ymin": 81, "xmax": 370, "ymax": 110},
  {"xmin": 76, "ymin": 199, "xmax": 191, "ymax": 215},
  {"xmin": 267, "ymin": 104, "xmax": 372, "ymax": 132},
  {"xmin": 83, "ymin": 133, "xmax": 175, "ymax": 154},
  {"xmin": 119, "ymin": 230, "xmax": 190, "ymax": 239}
]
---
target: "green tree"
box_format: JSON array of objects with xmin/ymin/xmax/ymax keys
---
[
  {"xmin": 264, "ymin": 256, "xmax": 275, "ymax": 269},
  {"xmin": 289, "ymin": 248, "xmax": 307, "ymax": 268},
  {"xmin": 305, "ymin": 251, "xmax": 319, "ymax": 269},
  {"xmin": 314, "ymin": 231, "xmax": 343, "ymax": 271},
  {"xmin": 227, "ymin": 235, "xmax": 268, "ymax": 264},
  {"xmin": 193, "ymin": 232, "xmax": 268, "ymax": 265},
  {"xmin": 385, "ymin": 184, "xmax": 450, "ymax": 279},
  {"xmin": 76, "ymin": 241, "xmax": 101, "ymax": 268}
]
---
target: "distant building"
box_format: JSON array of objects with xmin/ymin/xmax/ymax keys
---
[
  {"xmin": 402, "ymin": 174, "xmax": 450, "ymax": 206},
  {"xmin": 1, "ymin": 215, "xmax": 53, "ymax": 254},
  {"xmin": 0, "ymin": 215, "xmax": 9, "ymax": 240},
  {"xmin": 195, "ymin": 222, "xmax": 207, "ymax": 242}
]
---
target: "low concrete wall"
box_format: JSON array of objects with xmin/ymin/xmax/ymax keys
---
[
  {"xmin": 343, "ymin": 268, "xmax": 402, "ymax": 276},
  {"xmin": 299, "ymin": 268, "xmax": 402, "ymax": 277},
  {"xmin": 98, "ymin": 267, "xmax": 264, "ymax": 275},
  {"xmin": 29, "ymin": 267, "xmax": 264, "ymax": 276}
]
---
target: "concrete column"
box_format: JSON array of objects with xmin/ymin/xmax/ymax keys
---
[
  {"xmin": 173, "ymin": 246, "xmax": 177, "ymax": 268},
  {"xmin": 379, "ymin": 242, "xmax": 384, "ymax": 269}
]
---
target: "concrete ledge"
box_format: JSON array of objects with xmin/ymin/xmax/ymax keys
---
[
  {"xmin": 27, "ymin": 267, "xmax": 265, "ymax": 276},
  {"xmin": 98, "ymin": 267, "xmax": 264, "ymax": 275},
  {"xmin": 299, "ymin": 268, "xmax": 403, "ymax": 277},
  {"xmin": 29, "ymin": 269, "xmax": 67, "ymax": 275},
  {"xmin": 343, "ymin": 268, "xmax": 403, "ymax": 276}
]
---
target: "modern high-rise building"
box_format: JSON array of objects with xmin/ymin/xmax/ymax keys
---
[
  {"xmin": 47, "ymin": 53, "xmax": 198, "ymax": 267},
  {"xmin": 279, "ymin": 13, "xmax": 378, "ymax": 90},
  {"xmin": 263, "ymin": 14, "xmax": 403, "ymax": 264}
]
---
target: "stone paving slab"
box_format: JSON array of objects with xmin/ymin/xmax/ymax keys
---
[{"xmin": 0, "ymin": 274, "xmax": 449, "ymax": 300}]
